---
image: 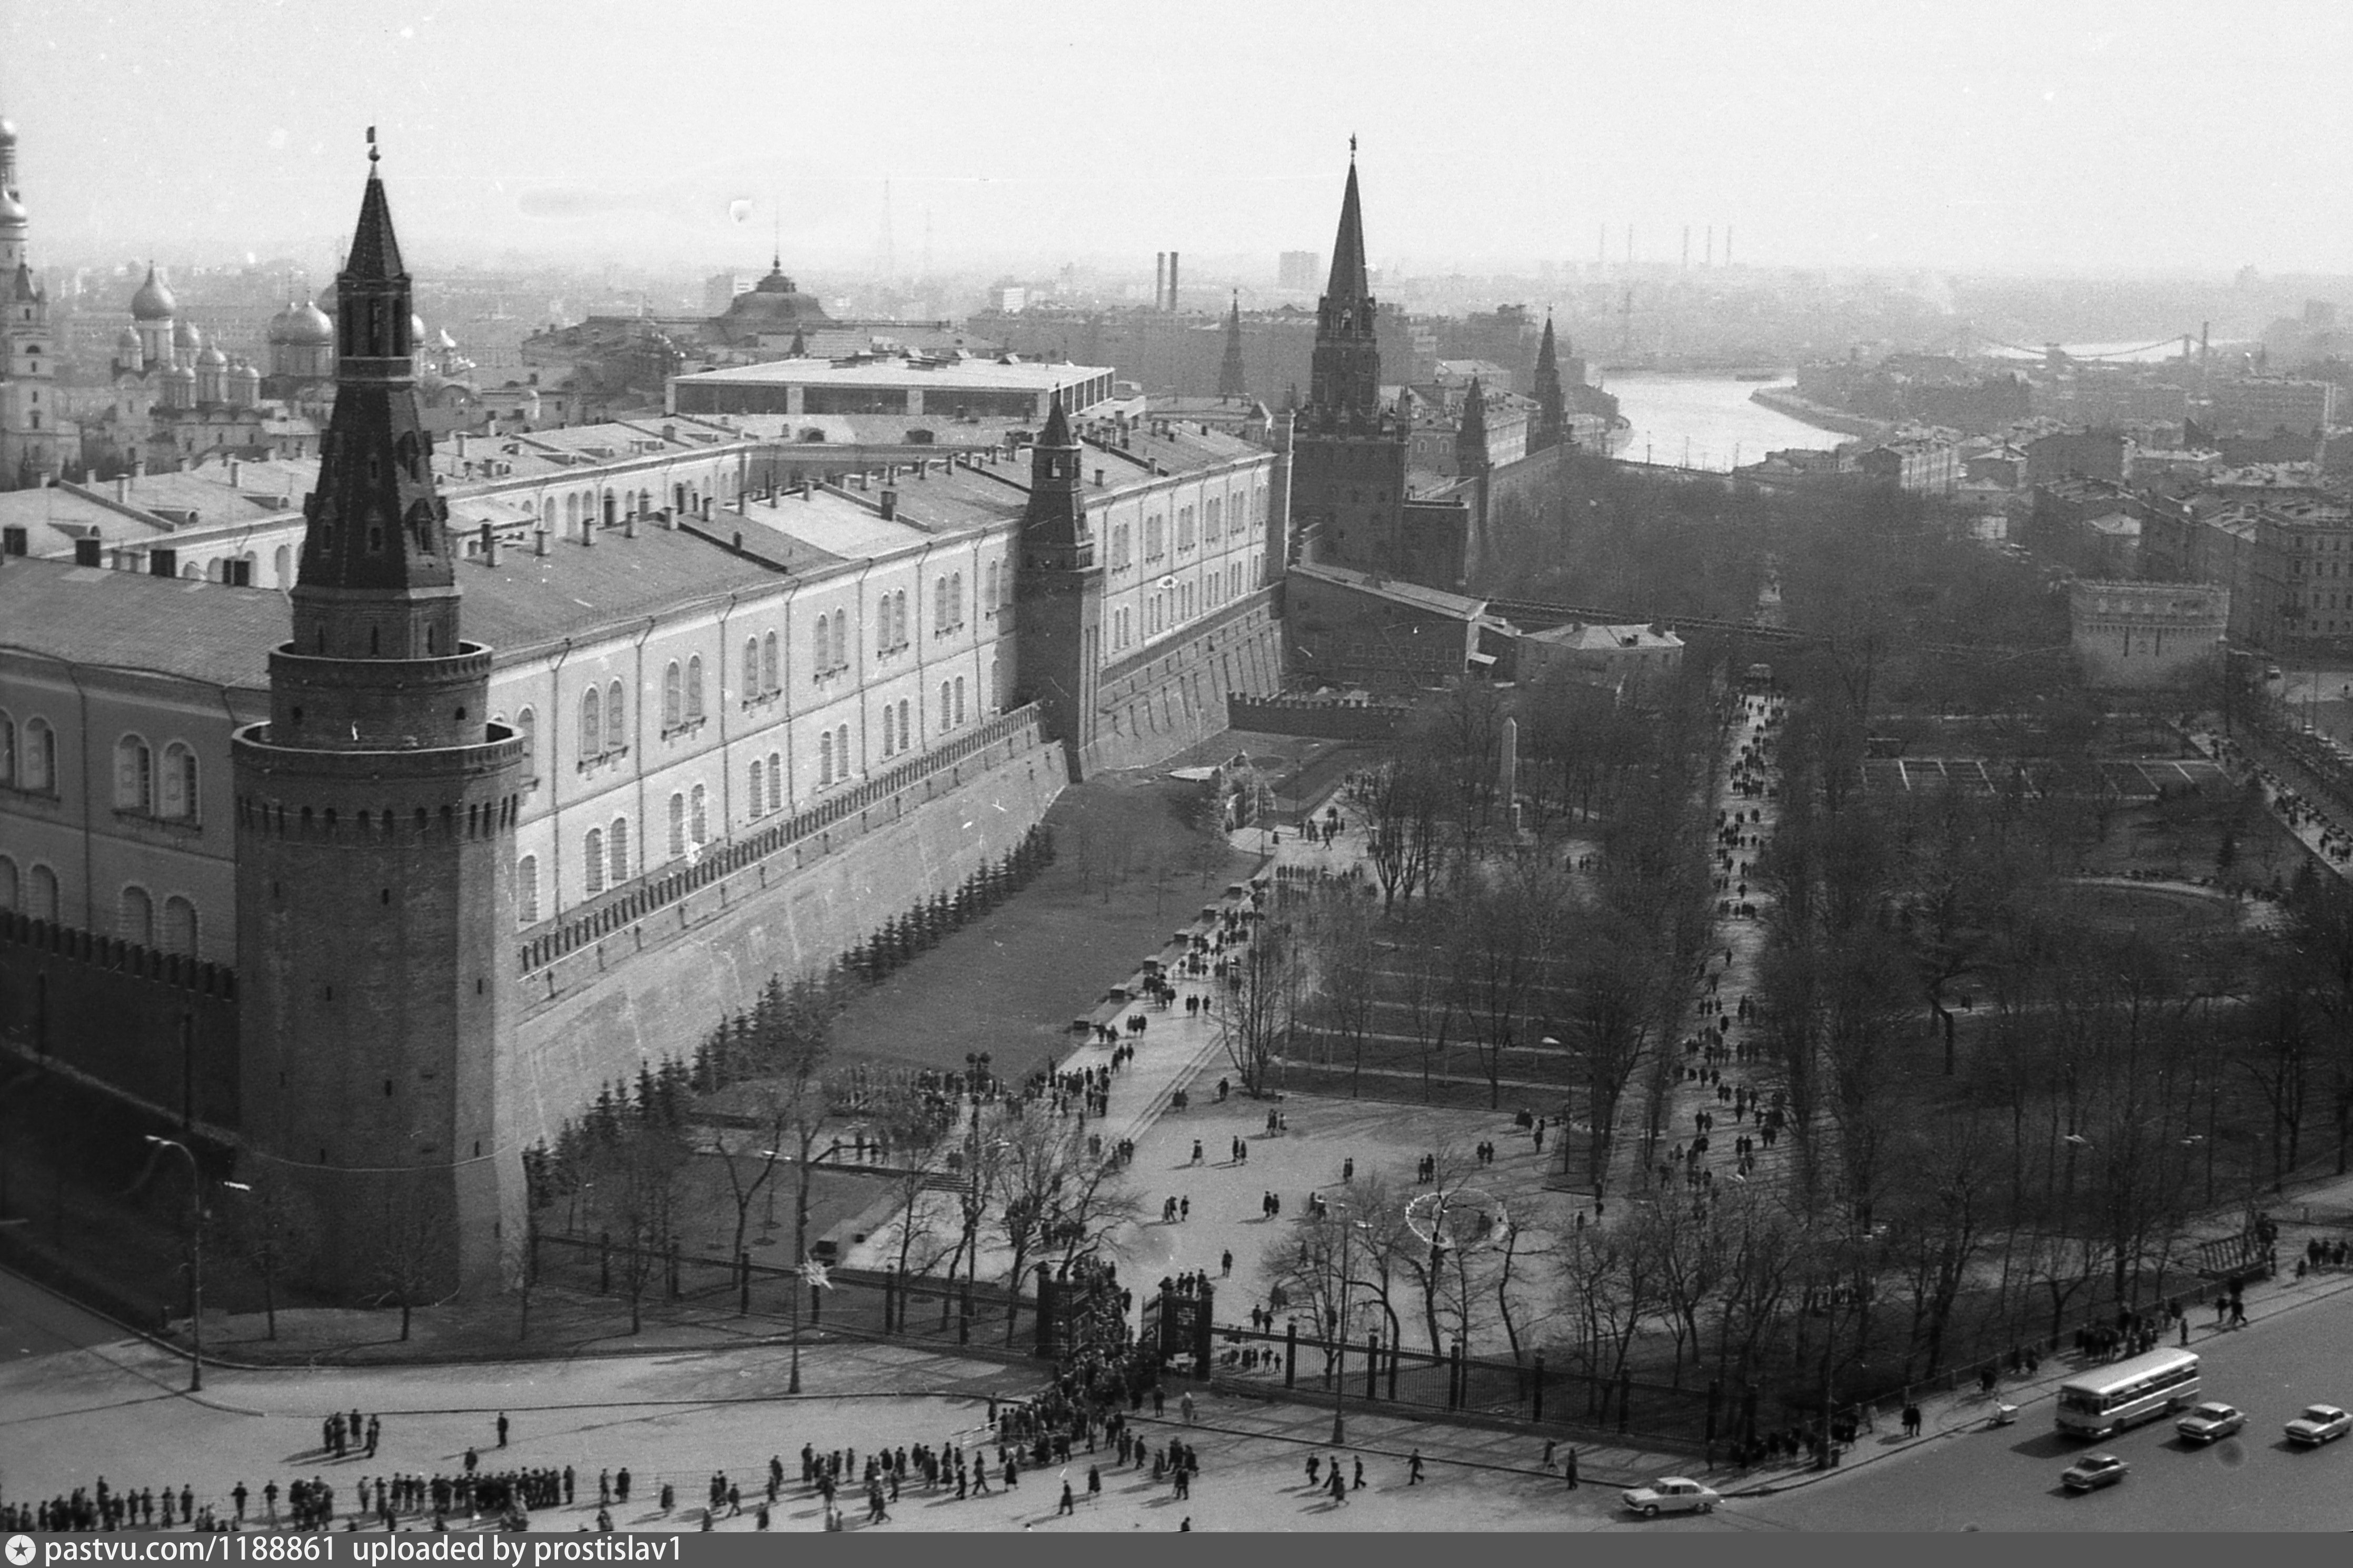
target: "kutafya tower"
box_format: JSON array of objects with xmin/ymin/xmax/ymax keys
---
[{"xmin": 232, "ymin": 137, "xmax": 524, "ymax": 1298}]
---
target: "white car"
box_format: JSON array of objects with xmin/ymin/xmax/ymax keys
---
[
  {"xmin": 2285, "ymin": 1404, "xmax": 2351, "ymax": 1445},
  {"xmin": 2175, "ymin": 1402, "xmax": 2246, "ymax": 1443},
  {"xmin": 1621, "ymin": 1477, "xmax": 1718, "ymax": 1517},
  {"xmin": 2060, "ymin": 1453, "xmax": 2128, "ymax": 1493}
]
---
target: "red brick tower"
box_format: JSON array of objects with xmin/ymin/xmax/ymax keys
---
[
  {"xmin": 1292, "ymin": 145, "xmax": 1411, "ymax": 573},
  {"xmin": 232, "ymin": 142, "xmax": 524, "ymax": 1299},
  {"xmin": 1011, "ymin": 393, "xmax": 1105, "ymax": 776}
]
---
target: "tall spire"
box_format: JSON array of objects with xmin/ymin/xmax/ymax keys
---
[
  {"xmin": 1305, "ymin": 146, "xmax": 1383, "ymax": 426},
  {"xmin": 1532, "ymin": 313, "xmax": 1566, "ymax": 452},
  {"xmin": 1324, "ymin": 156, "xmax": 1369, "ymax": 307},
  {"xmin": 1455, "ymin": 377, "xmax": 1489, "ymax": 473},
  {"xmin": 290, "ymin": 139, "xmax": 457, "ymax": 664},
  {"xmin": 1218, "ymin": 292, "xmax": 1247, "ymax": 399}
]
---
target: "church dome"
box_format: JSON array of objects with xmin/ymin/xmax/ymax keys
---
[
  {"xmin": 0, "ymin": 188, "xmax": 27, "ymax": 232},
  {"xmin": 173, "ymin": 319, "xmax": 202, "ymax": 352},
  {"xmin": 115, "ymin": 325, "xmax": 142, "ymax": 355},
  {"xmin": 131, "ymin": 265, "xmax": 177, "ymax": 321},
  {"xmin": 197, "ymin": 344, "xmax": 227, "ymax": 368},
  {"xmin": 0, "ymin": 117, "xmax": 16, "ymax": 147},
  {"xmin": 271, "ymin": 298, "xmax": 332, "ymax": 346},
  {"xmin": 163, "ymin": 361, "xmax": 194, "ymax": 384},
  {"xmin": 411, "ymin": 312, "xmax": 426, "ymax": 342}
]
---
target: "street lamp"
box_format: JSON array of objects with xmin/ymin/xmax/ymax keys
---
[{"xmin": 145, "ymin": 1135, "xmax": 204, "ymax": 1393}]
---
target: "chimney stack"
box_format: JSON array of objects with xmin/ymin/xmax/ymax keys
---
[
  {"xmin": 229, "ymin": 457, "xmax": 242, "ymax": 487},
  {"xmin": 582, "ymin": 513, "xmax": 598, "ymax": 546},
  {"xmin": 1156, "ymin": 253, "xmax": 1166, "ymax": 311},
  {"xmin": 115, "ymin": 475, "xmax": 130, "ymax": 503},
  {"xmin": 534, "ymin": 527, "xmax": 550, "ymax": 557},
  {"xmin": 879, "ymin": 488, "xmax": 898, "ymax": 521},
  {"xmin": 624, "ymin": 507, "xmax": 639, "ymax": 538},
  {"xmin": 1168, "ymin": 251, "xmax": 1180, "ymax": 311}
]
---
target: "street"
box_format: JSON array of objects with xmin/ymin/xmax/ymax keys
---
[{"xmin": 1670, "ymin": 1276, "xmax": 2353, "ymax": 1532}]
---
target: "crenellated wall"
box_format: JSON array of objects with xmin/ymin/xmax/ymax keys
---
[
  {"xmin": 1084, "ymin": 590, "xmax": 1286, "ymax": 775},
  {"xmin": 502, "ymin": 713, "xmax": 1066, "ymax": 1150}
]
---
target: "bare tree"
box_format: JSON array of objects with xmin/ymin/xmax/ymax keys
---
[
  {"xmin": 1219, "ymin": 913, "xmax": 1304, "ymax": 1096},
  {"xmin": 222, "ymin": 1167, "xmax": 316, "ymax": 1341},
  {"xmin": 371, "ymin": 1191, "xmax": 455, "ymax": 1342},
  {"xmin": 1346, "ymin": 756, "xmax": 1445, "ymax": 910},
  {"xmin": 1303, "ymin": 885, "xmax": 1381, "ymax": 1096}
]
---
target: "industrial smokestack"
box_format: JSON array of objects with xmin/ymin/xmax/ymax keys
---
[
  {"xmin": 1156, "ymin": 252, "xmax": 1166, "ymax": 310},
  {"xmin": 1168, "ymin": 251, "xmax": 1180, "ymax": 311},
  {"xmin": 1706, "ymin": 225, "xmax": 1714, "ymax": 266},
  {"xmin": 1725, "ymin": 226, "xmax": 1733, "ymax": 267},
  {"xmin": 1682, "ymin": 226, "xmax": 1690, "ymax": 270}
]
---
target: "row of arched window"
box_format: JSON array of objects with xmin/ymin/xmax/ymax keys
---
[
  {"xmin": 0, "ymin": 860, "xmax": 201, "ymax": 957},
  {"xmin": 0, "ymin": 711, "xmax": 59, "ymax": 794},
  {"xmin": 0, "ymin": 856, "xmax": 59, "ymax": 922},
  {"xmin": 878, "ymin": 697, "xmax": 915, "ymax": 758},
  {"xmin": 114, "ymin": 734, "xmax": 200, "ymax": 821},
  {"xmin": 505, "ymin": 667, "xmax": 1009, "ymax": 930}
]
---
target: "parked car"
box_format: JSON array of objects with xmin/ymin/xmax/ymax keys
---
[
  {"xmin": 2285, "ymin": 1404, "xmax": 2351, "ymax": 1445},
  {"xmin": 2175, "ymin": 1402, "xmax": 2246, "ymax": 1443},
  {"xmin": 1621, "ymin": 1477, "xmax": 1719, "ymax": 1517},
  {"xmin": 2061, "ymin": 1453, "xmax": 2129, "ymax": 1493}
]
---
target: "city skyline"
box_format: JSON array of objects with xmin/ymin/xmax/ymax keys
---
[{"xmin": 4, "ymin": 0, "xmax": 2353, "ymax": 278}]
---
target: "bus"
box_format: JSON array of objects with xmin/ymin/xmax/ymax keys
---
[{"xmin": 2055, "ymin": 1347, "xmax": 2201, "ymax": 1439}]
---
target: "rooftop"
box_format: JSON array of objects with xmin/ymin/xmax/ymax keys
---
[
  {"xmin": 1523, "ymin": 621, "xmax": 1684, "ymax": 652},
  {"xmin": 0, "ymin": 558, "xmax": 284, "ymax": 690},
  {"xmin": 1290, "ymin": 561, "xmax": 1486, "ymax": 621},
  {"xmin": 674, "ymin": 355, "xmax": 1111, "ymax": 393}
]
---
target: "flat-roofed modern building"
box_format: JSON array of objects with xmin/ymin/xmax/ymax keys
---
[{"xmin": 669, "ymin": 354, "xmax": 1117, "ymax": 421}]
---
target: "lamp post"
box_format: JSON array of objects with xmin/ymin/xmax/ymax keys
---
[{"xmin": 145, "ymin": 1135, "xmax": 204, "ymax": 1393}]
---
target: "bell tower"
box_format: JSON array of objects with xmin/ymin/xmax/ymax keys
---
[
  {"xmin": 1011, "ymin": 394, "xmax": 1104, "ymax": 777},
  {"xmin": 231, "ymin": 138, "xmax": 524, "ymax": 1300}
]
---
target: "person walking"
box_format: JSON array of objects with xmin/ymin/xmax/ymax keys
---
[
  {"xmin": 1327, "ymin": 1469, "xmax": 1348, "ymax": 1505},
  {"xmin": 1180, "ymin": 1391, "xmax": 1196, "ymax": 1425},
  {"xmin": 1352, "ymin": 1457, "xmax": 1365, "ymax": 1491},
  {"xmin": 495, "ymin": 1412, "xmax": 509, "ymax": 1449},
  {"xmin": 1564, "ymin": 1448, "xmax": 1579, "ymax": 1490},
  {"xmin": 1057, "ymin": 1480, "xmax": 1075, "ymax": 1517},
  {"xmin": 1407, "ymin": 1449, "xmax": 1425, "ymax": 1485}
]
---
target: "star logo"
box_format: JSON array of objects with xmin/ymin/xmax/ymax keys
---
[{"xmin": 6, "ymin": 1534, "xmax": 37, "ymax": 1566}]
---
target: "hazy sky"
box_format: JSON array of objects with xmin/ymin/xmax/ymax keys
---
[{"xmin": 5, "ymin": 0, "xmax": 2352, "ymax": 281}]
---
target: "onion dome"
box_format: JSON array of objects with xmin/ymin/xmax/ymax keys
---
[
  {"xmin": 315, "ymin": 280, "xmax": 336, "ymax": 316},
  {"xmin": 197, "ymin": 344, "xmax": 227, "ymax": 368},
  {"xmin": 114, "ymin": 324, "xmax": 142, "ymax": 357},
  {"xmin": 0, "ymin": 116, "xmax": 16, "ymax": 146},
  {"xmin": 172, "ymin": 318, "xmax": 202, "ymax": 353},
  {"xmin": 411, "ymin": 312, "xmax": 426, "ymax": 341},
  {"xmin": 0, "ymin": 187, "xmax": 27, "ymax": 234},
  {"xmin": 287, "ymin": 300, "xmax": 332, "ymax": 345},
  {"xmin": 163, "ymin": 361, "xmax": 194, "ymax": 385},
  {"xmin": 435, "ymin": 326, "xmax": 456, "ymax": 351},
  {"xmin": 265, "ymin": 301, "xmax": 297, "ymax": 344},
  {"xmin": 131, "ymin": 264, "xmax": 178, "ymax": 321}
]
